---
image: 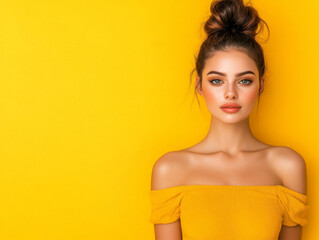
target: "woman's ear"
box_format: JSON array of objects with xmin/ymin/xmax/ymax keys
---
[{"xmin": 196, "ymin": 76, "xmax": 203, "ymax": 96}]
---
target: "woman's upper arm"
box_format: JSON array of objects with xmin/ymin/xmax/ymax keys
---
[
  {"xmin": 151, "ymin": 152, "xmax": 183, "ymax": 240},
  {"xmin": 276, "ymin": 147, "xmax": 307, "ymax": 240},
  {"xmin": 278, "ymin": 225, "xmax": 302, "ymax": 240},
  {"xmin": 154, "ymin": 220, "xmax": 182, "ymax": 240}
]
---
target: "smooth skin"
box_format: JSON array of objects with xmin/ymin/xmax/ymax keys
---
[{"xmin": 151, "ymin": 48, "xmax": 307, "ymax": 240}]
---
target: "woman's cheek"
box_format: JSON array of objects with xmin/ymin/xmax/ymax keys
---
[
  {"xmin": 245, "ymin": 90, "xmax": 257, "ymax": 102},
  {"xmin": 205, "ymin": 91, "xmax": 217, "ymax": 103},
  {"xmin": 241, "ymin": 88, "xmax": 259, "ymax": 111},
  {"xmin": 203, "ymin": 88, "xmax": 221, "ymax": 110}
]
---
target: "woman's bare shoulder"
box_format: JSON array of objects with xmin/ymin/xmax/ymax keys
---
[
  {"xmin": 267, "ymin": 145, "xmax": 307, "ymax": 194},
  {"xmin": 150, "ymin": 150, "xmax": 191, "ymax": 190},
  {"xmin": 267, "ymin": 145, "xmax": 305, "ymax": 161}
]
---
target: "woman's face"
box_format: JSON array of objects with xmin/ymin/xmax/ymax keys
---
[{"xmin": 196, "ymin": 48, "xmax": 264, "ymax": 123}]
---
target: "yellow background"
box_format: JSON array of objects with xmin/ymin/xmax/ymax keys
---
[{"xmin": 0, "ymin": 0, "xmax": 317, "ymax": 239}]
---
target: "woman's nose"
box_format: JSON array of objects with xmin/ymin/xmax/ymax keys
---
[{"xmin": 224, "ymin": 87, "xmax": 238, "ymax": 99}]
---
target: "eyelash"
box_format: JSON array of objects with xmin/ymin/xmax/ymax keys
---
[{"xmin": 209, "ymin": 79, "xmax": 253, "ymax": 85}]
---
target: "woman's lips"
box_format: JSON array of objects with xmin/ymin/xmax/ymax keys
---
[{"xmin": 220, "ymin": 106, "xmax": 241, "ymax": 113}]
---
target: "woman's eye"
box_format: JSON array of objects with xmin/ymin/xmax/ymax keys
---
[
  {"xmin": 240, "ymin": 79, "xmax": 253, "ymax": 85},
  {"xmin": 209, "ymin": 79, "xmax": 253, "ymax": 85},
  {"xmin": 209, "ymin": 79, "xmax": 223, "ymax": 85}
]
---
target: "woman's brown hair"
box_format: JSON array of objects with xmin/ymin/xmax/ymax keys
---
[{"xmin": 189, "ymin": 0, "xmax": 270, "ymax": 110}]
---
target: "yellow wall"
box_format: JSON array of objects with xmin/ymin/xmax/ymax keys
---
[{"xmin": 0, "ymin": 0, "xmax": 317, "ymax": 239}]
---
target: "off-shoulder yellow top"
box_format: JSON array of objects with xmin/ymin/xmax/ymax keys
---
[{"xmin": 149, "ymin": 185, "xmax": 310, "ymax": 240}]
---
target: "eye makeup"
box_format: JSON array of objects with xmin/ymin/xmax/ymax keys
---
[{"xmin": 208, "ymin": 78, "xmax": 253, "ymax": 85}]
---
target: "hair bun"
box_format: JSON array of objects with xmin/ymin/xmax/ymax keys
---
[{"xmin": 204, "ymin": 0, "xmax": 263, "ymax": 40}]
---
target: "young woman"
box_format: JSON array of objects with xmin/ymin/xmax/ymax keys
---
[{"xmin": 149, "ymin": 0, "xmax": 310, "ymax": 239}]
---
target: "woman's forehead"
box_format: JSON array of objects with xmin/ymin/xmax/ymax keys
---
[{"xmin": 203, "ymin": 50, "xmax": 258, "ymax": 76}]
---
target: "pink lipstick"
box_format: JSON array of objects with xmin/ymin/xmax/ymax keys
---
[{"xmin": 220, "ymin": 102, "xmax": 241, "ymax": 113}]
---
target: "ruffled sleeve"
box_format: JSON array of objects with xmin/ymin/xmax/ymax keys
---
[
  {"xmin": 277, "ymin": 186, "xmax": 310, "ymax": 227},
  {"xmin": 149, "ymin": 186, "xmax": 185, "ymax": 224}
]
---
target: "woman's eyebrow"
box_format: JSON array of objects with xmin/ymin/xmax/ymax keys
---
[{"xmin": 206, "ymin": 70, "xmax": 255, "ymax": 77}]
